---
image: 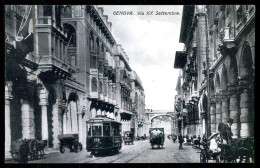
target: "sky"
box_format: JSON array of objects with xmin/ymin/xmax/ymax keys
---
[{"xmin": 101, "ymin": 5, "xmax": 184, "ymax": 111}]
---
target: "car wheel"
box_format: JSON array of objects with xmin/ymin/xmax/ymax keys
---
[{"xmin": 60, "ymin": 146, "xmax": 65, "ymax": 153}]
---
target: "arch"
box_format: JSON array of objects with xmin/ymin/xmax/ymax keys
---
[
  {"xmin": 68, "ymin": 92, "xmax": 79, "ymax": 103},
  {"xmin": 66, "ymin": 92, "xmax": 80, "ymax": 134},
  {"xmin": 214, "ymin": 72, "xmax": 221, "ymax": 93},
  {"xmin": 91, "ymin": 77, "xmax": 97, "ymax": 92},
  {"xmin": 220, "ymin": 64, "xmax": 228, "ymax": 91},
  {"xmin": 239, "ymin": 41, "xmax": 254, "ymax": 79},
  {"xmin": 150, "ymin": 114, "xmax": 175, "ymax": 123}
]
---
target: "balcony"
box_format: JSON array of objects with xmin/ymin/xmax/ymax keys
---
[
  {"xmin": 37, "ymin": 55, "xmax": 70, "ymax": 78},
  {"xmin": 90, "ymin": 90, "xmax": 98, "ymax": 99}
]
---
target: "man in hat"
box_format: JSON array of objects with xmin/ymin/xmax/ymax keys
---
[{"xmin": 226, "ymin": 118, "xmax": 233, "ymax": 144}]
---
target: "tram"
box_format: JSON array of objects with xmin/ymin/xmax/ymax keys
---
[{"xmin": 86, "ymin": 115, "xmax": 122, "ymax": 156}]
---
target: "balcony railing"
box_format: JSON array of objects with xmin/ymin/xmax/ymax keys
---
[{"xmin": 37, "ymin": 55, "xmax": 70, "ymax": 73}]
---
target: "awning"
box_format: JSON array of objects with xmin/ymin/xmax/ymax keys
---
[{"xmin": 120, "ymin": 109, "xmax": 134, "ymax": 116}]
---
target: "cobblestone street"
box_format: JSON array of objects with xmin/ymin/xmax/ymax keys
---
[{"xmin": 6, "ymin": 138, "xmax": 201, "ymax": 163}]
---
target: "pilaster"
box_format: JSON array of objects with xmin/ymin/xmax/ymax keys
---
[
  {"xmin": 238, "ymin": 80, "xmax": 251, "ymax": 138},
  {"xmin": 5, "ymin": 81, "xmax": 13, "ymax": 157},
  {"xmin": 221, "ymin": 91, "xmax": 229, "ymax": 123}
]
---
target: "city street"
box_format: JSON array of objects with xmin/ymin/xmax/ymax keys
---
[{"xmin": 11, "ymin": 138, "xmax": 200, "ymax": 163}]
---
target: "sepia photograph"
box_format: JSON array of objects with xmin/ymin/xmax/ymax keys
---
[{"xmin": 4, "ymin": 4, "xmax": 255, "ymax": 163}]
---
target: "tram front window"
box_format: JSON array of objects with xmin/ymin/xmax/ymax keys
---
[
  {"xmin": 92, "ymin": 125, "xmax": 102, "ymax": 136},
  {"xmin": 114, "ymin": 125, "xmax": 121, "ymax": 136},
  {"xmin": 103, "ymin": 124, "xmax": 110, "ymax": 136}
]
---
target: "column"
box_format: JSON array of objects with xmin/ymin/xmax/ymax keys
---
[
  {"xmin": 5, "ymin": 82, "xmax": 13, "ymax": 157},
  {"xmin": 239, "ymin": 81, "xmax": 251, "ymax": 138},
  {"xmin": 221, "ymin": 91, "xmax": 229, "ymax": 123},
  {"xmin": 63, "ymin": 110, "xmax": 67, "ymax": 134},
  {"xmin": 77, "ymin": 112, "xmax": 83, "ymax": 143},
  {"xmin": 52, "ymin": 102, "xmax": 61, "ymax": 149},
  {"xmin": 21, "ymin": 99, "xmax": 35, "ymax": 139},
  {"xmin": 228, "ymin": 85, "xmax": 239, "ymax": 138},
  {"xmin": 210, "ymin": 98, "xmax": 216, "ymax": 134},
  {"xmin": 38, "ymin": 87, "xmax": 49, "ymax": 141},
  {"xmin": 215, "ymin": 94, "xmax": 222, "ymax": 129}
]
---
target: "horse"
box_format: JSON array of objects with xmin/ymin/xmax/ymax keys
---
[
  {"xmin": 34, "ymin": 140, "xmax": 48, "ymax": 159},
  {"xmin": 233, "ymin": 137, "xmax": 254, "ymax": 163},
  {"xmin": 218, "ymin": 123, "xmax": 254, "ymax": 163}
]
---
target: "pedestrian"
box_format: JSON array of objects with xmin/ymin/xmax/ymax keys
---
[
  {"xmin": 226, "ymin": 118, "xmax": 234, "ymax": 144},
  {"xmin": 178, "ymin": 135, "xmax": 183, "ymax": 150},
  {"xmin": 202, "ymin": 134, "xmax": 207, "ymax": 143},
  {"xmin": 191, "ymin": 136, "xmax": 193, "ymax": 145},
  {"xmin": 198, "ymin": 135, "xmax": 201, "ymax": 148}
]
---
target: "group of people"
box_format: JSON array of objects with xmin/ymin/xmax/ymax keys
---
[{"xmin": 173, "ymin": 118, "xmax": 234, "ymax": 150}]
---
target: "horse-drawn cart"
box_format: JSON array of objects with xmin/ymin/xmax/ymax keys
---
[
  {"xmin": 149, "ymin": 128, "xmax": 165, "ymax": 149},
  {"xmin": 10, "ymin": 139, "xmax": 47, "ymax": 163},
  {"xmin": 199, "ymin": 133, "xmax": 221, "ymax": 163},
  {"xmin": 58, "ymin": 134, "xmax": 83, "ymax": 153}
]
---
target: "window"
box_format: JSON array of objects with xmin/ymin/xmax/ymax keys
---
[
  {"xmin": 113, "ymin": 125, "xmax": 121, "ymax": 136},
  {"xmin": 43, "ymin": 5, "xmax": 52, "ymax": 16},
  {"xmin": 236, "ymin": 6, "xmax": 243, "ymax": 23},
  {"xmin": 64, "ymin": 6, "xmax": 72, "ymax": 18},
  {"xmin": 92, "ymin": 125, "xmax": 102, "ymax": 136},
  {"xmin": 98, "ymin": 81, "xmax": 103, "ymax": 94},
  {"xmin": 104, "ymin": 84, "xmax": 107, "ymax": 96},
  {"xmin": 91, "ymin": 77, "xmax": 97, "ymax": 92},
  {"xmin": 103, "ymin": 124, "xmax": 110, "ymax": 136}
]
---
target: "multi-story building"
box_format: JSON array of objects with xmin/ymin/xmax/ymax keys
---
[
  {"xmin": 174, "ymin": 5, "xmax": 255, "ymax": 139},
  {"xmin": 5, "ymin": 5, "xmax": 145, "ymax": 157},
  {"xmin": 131, "ymin": 71, "xmax": 147, "ymax": 137}
]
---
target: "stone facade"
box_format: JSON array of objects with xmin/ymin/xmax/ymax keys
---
[
  {"xmin": 5, "ymin": 5, "xmax": 145, "ymax": 157},
  {"xmin": 174, "ymin": 5, "xmax": 255, "ymax": 139}
]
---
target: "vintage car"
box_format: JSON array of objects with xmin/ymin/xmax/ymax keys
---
[
  {"xmin": 123, "ymin": 131, "xmax": 134, "ymax": 145},
  {"xmin": 58, "ymin": 134, "xmax": 83, "ymax": 153},
  {"xmin": 86, "ymin": 115, "xmax": 122, "ymax": 156},
  {"xmin": 149, "ymin": 128, "xmax": 165, "ymax": 149}
]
